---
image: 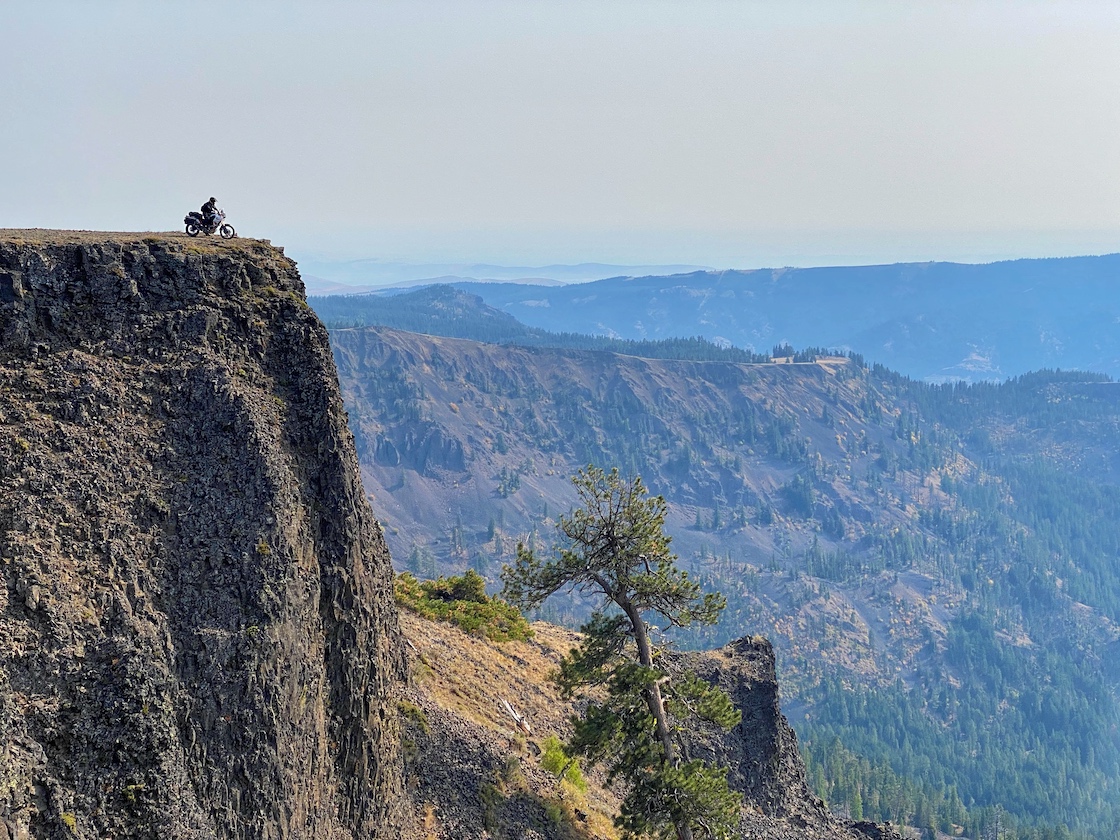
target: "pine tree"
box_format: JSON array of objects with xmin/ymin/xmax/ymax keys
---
[{"xmin": 502, "ymin": 467, "xmax": 741, "ymax": 840}]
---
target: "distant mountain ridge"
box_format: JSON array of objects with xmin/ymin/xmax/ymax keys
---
[
  {"xmin": 417, "ymin": 253, "xmax": 1120, "ymax": 382},
  {"xmin": 295, "ymin": 258, "xmax": 712, "ymax": 291},
  {"xmin": 311, "ymin": 284, "xmax": 775, "ymax": 364}
]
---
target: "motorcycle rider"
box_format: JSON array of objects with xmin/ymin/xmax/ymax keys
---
[{"xmin": 201, "ymin": 197, "xmax": 220, "ymax": 228}]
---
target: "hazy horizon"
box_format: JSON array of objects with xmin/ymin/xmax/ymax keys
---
[{"xmin": 2, "ymin": 1, "xmax": 1118, "ymax": 271}]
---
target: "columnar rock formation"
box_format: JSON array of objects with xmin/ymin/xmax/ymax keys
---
[{"xmin": 0, "ymin": 231, "xmax": 408, "ymax": 840}]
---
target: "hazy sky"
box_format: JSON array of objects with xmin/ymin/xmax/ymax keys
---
[{"xmin": 2, "ymin": 1, "xmax": 1118, "ymax": 269}]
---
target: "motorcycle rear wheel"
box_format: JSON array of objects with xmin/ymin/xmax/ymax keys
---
[
  {"xmin": 186, "ymin": 224, "xmax": 200, "ymax": 237},
  {"xmin": 219, "ymin": 224, "xmax": 236, "ymax": 240}
]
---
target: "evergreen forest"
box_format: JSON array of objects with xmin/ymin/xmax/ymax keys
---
[{"xmin": 313, "ymin": 289, "xmax": 1120, "ymax": 839}]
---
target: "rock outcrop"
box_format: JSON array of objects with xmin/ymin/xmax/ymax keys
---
[
  {"xmin": 0, "ymin": 231, "xmax": 408, "ymax": 840},
  {"xmin": 679, "ymin": 638, "xmax": 893, "ymax": 840}
]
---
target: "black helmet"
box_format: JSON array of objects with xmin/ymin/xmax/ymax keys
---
[{"xmin": 209, "ymin": 197, "xmax": 216, "ymax": 203}]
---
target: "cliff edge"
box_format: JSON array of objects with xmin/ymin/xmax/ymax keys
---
[{"xmin": 0, "ymin": 231, "xmax": 408, "ymax": 840}]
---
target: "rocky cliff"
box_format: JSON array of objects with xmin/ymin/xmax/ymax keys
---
[
  {"xmin": 0, "ymin": 231, "xmax": 408, "ymax": 840},
  {"xmin": 677, "ymin": 639, "xmax": 859, "ymax": 839}
]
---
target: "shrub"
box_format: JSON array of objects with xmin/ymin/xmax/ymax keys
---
[
  {"xmin": 395, "ymin": 570, "xmax": 533, "ymax": 642},
  {"xmin": 479, "ymin": 781, "xmax": 504, "ymax": 830},
  {"xmin": 397, "ymin": 699, "xmax": 429, "ymax": 733},
  {"xmin": 540, "ymin": 735, "xmax": 587, "ymax": 792}
]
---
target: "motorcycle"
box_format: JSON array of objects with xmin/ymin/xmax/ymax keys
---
[{"xmin": 184, "ymin": 209, "xmax": 236, "ymax": 239}]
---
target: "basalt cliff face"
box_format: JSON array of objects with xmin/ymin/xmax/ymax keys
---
[{"xmin": 0, "ymin": 232, "xmax": 408, "ymax": 840}]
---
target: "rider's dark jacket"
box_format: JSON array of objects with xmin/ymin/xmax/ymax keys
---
[{"xmin": 201, "ymin": 200, "xmax": 217, "ymax": 219}]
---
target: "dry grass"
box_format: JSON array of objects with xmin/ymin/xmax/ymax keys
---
[
  {"xmin": 0, "ymin": 228, "xmax": 276, "ymax": 255},
  {"xmin": 403, "ymin": 609, "xmax": 576, "ymax": 735},
  {"xmin": 401, "ymin": 610, "xmax": 622, "ymax": 839}
]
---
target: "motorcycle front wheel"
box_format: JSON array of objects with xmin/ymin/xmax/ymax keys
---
[
  {"xmin": 186, "ymin": 224, "xmax": 200, "ymax": 237},
  {"xmin": 219, "ymin": 224, "xmax": 236, "ymax": 240}
]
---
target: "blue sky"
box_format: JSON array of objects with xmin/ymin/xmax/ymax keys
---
[{"xmin": 2, "ymin": 1, "xmax": 1118, "ymax": 271}]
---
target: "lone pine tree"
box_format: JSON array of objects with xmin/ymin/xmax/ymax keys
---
[{"xmin": 502, "ymin": 467, "xmax": 741, "ymax": 840}]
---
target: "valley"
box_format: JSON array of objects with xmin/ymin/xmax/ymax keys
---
[{"xmin": 323, "ymin": 310, "xmax": 1120, "ymax": 838}]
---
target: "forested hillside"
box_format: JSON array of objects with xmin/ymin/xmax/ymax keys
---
[{"xmin": 326, "ymin": 319, "xmax": 1120, "ymax": 839}]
